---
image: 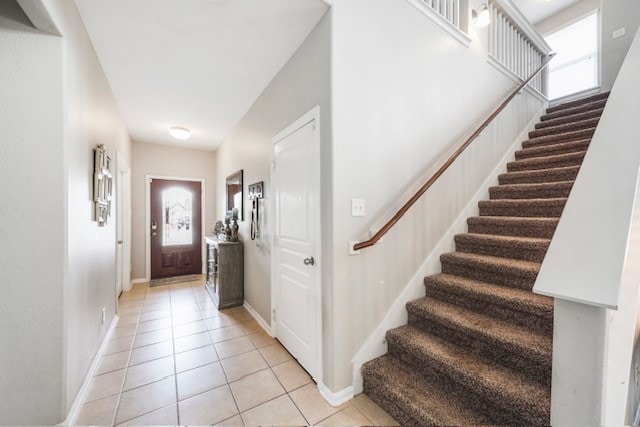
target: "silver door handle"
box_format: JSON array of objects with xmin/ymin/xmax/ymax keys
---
[{"xmin": 303, "ymin": 257, "xmax": 315, "ymax": 266}]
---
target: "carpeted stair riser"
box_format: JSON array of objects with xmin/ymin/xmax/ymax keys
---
[
  {"xmin": 528, "ymin": 117, "xmax": 600, "ymax": 138},
  {"xmin": 386, "ymin": 326, "xmax": 551, "ymax": 425},
  {"xmin": 515, "ymin": 139, "xmax": 591, "ymax": 160},
  {"xmin": 522, "ymin": 128, "xmax": 595, "ymax": 149},
  {"xmin": 489, "ymin": 181, "xmax": 574, "ymax": 200},
  {"xmin": 536, "ymin": 108, "xmax": 604, "ymax": 129},
  {"xmin": 440, "ymin": 253, "xmax": 539, "ymax": 290},
  {"xmin": 467, "ymin": 216, "xmax": 559, "ymax": 238},
  {"xmin": 541, "ymin": 98, "xmax": 607, "ymax": 122},
  {"xmin": 454, "ymin": 233, "xmax": 550, "ymax": 262},
  {"xmin": 424, "ymin": 275, "xmax": 553, "ymax": 334},
  {"xmin": 508, "ymin": 151, "xmax": 586, "ymax": 172},
  {"xmin": 406, "ymin": 303, "xmax": 551, "ymax": 385},
  {"xmin": 499, "ymin": 165, "xmax": 580, "ymax": 185},
  {"xmin": 479, "ymin": 198, "xmax": 566, "ymax": 217},
  {"xmin": 545, "ymin": 92, "xmax": 609, "ymax": 114}
]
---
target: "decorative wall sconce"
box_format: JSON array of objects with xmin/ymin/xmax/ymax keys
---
[
  {"xmin": 473, "ymin": 3, "xmax": 491, "ymax": 27},
  {"xmin": 93, "ymin": 144, "xmax": 113, "ymax": 226}
]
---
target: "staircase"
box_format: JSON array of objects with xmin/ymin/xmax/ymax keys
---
[{"xmin": 362, "ymin": 92, "xmax": 610, "ymax": 426}]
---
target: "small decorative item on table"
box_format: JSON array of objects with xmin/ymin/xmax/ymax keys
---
[
  {"xmin": 231, "ymin": 208, "xmax": 239, "ymax": 242},
  {"xmin": 224, "ymin": 215, "xmax": 232, "ymax": 238},
  {"xmin": 212, "ymin": 220, "xmax": 225, "ymax": 237}
]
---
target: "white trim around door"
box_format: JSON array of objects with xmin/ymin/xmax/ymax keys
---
[{"xmin": 145, "ymin": 175, "xmax": 206, "ymax": 282}]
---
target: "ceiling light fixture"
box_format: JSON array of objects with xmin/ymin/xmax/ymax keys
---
[
  {"xmin": 472, "ymin": 3, "xmax": 491, "ymax": 27},
  {"xmin": 169, "ymin": 126, "xmax": 191, "ymax": 140}
]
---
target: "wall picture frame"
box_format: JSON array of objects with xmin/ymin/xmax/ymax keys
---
[{"xmin": 93, "ymin": 144, "xmax": 113, "ymax": 226}]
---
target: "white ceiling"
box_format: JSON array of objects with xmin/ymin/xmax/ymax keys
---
[
  {"xmin": 515, "ymin": 0, "xmax": 584, "ymax": 25},
  {"xmin": 74, "ymin": 0, "xmax": 328, "ymax": 151}
]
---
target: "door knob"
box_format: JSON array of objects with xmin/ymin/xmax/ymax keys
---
[
  {"xmin": 303, "ymin": 257, "xmax": 315, "ymax": 266},
  {"xmin": 117, "ymin": 240, "xmax": 124, "ymax": 244}
]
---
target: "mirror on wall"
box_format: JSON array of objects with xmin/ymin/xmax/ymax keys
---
[{"xmin": 226, "ymin": 170, "xmax": 244, "ymax": 221}]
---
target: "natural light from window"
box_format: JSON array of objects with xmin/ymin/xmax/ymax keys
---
[{"xmin": 545, "ymin": 12, "xmax": 598, "ymax": 100}]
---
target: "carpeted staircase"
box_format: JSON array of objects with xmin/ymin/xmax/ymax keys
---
[{"xmin": 362, "ymin": 92, "xmax": 610, "ymax": 426}]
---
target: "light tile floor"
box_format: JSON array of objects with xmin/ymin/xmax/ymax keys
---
[{"xmin": 75, "ymin": 276, "xmax": 398, "ymax": 426}]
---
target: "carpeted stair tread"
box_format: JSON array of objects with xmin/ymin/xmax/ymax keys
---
[
  {"xmin": 363, "ymin": 355, "xmax": 495, "ymax": 426},
  {"xmin": 515, "ymin": 139, "xmax": 591, "ymax": 160},
  {"xmin": 440, "ymin": 252, "xmax": 540, "ymax": 289},
  {"xmin": 522, "ymin": 127, "xmax": 595, "ymax": 148},
  {"xmin": 528, "ymin": 116, "xmax": 600, "ymax": 138},
  {"xmin": 479, "ymin": 197, "xmax": 567, "ymax": 217},
  {"xmin": 499, "ymin": 165, "xmax": 581, "ymax": 185},
  {"xmin": 541, "ymin": 98, "xmax": 607, "ymax": 122},
  {"xmin": 536, "ymin": 108, "xmax": 604, "ymax": 129},
  {"xmin": 467, "ymin": 216, "xmax": 559, "ymax": 238},
  {"xmin": 386, "ymin": 325, "xmax": 551, "ymax": 424},
  {"xmin": 406, "ymin": 298, "xmax": 552, "ymax": 366},
  {"xmin": 545, "ymin": 91, "xmax": 609, "ymax": 113},
  {"xmin": 489, "ymin": 181, "xmax": 574, "ymax": 200},
  {"xmin": 454, "ymin": 232, "xmax": 550, "ymax": 261},
  {"xmin": 424, "ymin": 273, "xmax": 554, "ymax": 320},
  {"xmin": 507, "ymin": 150, "xmax": 586, "ymax": 172}
]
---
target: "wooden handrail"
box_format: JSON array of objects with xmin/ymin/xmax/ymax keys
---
[{"xmin": 353, "ymin": 52, "xmax": 556, "ymax": 252}]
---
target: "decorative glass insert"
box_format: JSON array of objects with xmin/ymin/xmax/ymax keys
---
[{"xmin": 162, "ymin": 187, "xmax": 193, "ymax": 246}]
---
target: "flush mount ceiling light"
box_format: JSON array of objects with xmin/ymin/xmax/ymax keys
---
[
  {"xmin": 169, "ymin": 126, "xmax": 191, "ymax": 140},
  {"xmin": 473, "ymin": 3, "xmax": 491, "ymax": 27}
]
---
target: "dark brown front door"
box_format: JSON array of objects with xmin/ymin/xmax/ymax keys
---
[{"xmin": 150, "ymin": 179, "xmax": 202, "ymax": 279}]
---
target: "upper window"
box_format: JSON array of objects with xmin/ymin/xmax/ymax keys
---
[{"xmin": 545, "ymin": 12, "xmax": 599, "ymax": 100}]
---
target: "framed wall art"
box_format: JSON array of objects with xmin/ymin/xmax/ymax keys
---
[{"xmin": 93, "ymin": 144, "xmax": 113, "ymax": 226}]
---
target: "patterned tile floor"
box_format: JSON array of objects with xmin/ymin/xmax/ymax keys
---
[{"xmin": 74, "ymin": 276, "xmax": 398, "ymax": 426}]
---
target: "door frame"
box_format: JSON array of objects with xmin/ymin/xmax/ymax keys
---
[
  {"xmin": 145, "ymin": 175, "xmax": 206, "ymax": 281},
  {"xmin": 116, "ymin": 152, "xmax": 132, "ymax": 297},
  {"xmin": 270, "ymin": 106, "xmax": 323, "ymax": 383}
]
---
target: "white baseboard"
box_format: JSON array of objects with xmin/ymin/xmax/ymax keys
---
[
  {"xmin": 243, "ymin": 301, "xmax": 273, "ymax": 336},
  {"xmin": 318, "ymin": 382, "xmax": 355, "ymax": 407},
  {"xmin": 63, "ymin": 315, "xmax": 119, "ymax": 426},
  {"xmin": 131, "ymin": 278, "xmax": 148, "ymax": 285},
  {"xmin": 350, "ymin": 104, "xmax": 548, "ymax": 395}
]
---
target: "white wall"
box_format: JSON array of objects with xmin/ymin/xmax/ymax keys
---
[
  {"xmin": 535, "ymin": 0, "xmax": 600, "ymax": 36},
  {"xmin": 327, "ymin": 0, "xmax": 545, "ymax": 392},
  {"xmin": 131, "ymin": 141, "xmax": 217, "ymax": 280},
  {"xmin": 214, "ymin": 12, "xmax": 332, "ymax": 326},
  {"xmin": 0, "ymin": 2, "xmax": 65, "ymax": 423},
  {"xmin": 601, "ymin": 0, "xmax": 640, "ymax": 91}
]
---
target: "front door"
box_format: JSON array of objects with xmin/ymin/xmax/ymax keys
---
[
  {"xmin": 272, "ymin": 108, "xmax": 321, "ymax": 380},
  {"xmin": 150, "ymin": 179, "xmax": 202, "ymax": 279}
]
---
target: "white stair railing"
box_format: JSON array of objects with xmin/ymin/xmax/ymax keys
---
[{"xmin": 419, "ymin": 0, "xmax": 460, "ymax": 29}]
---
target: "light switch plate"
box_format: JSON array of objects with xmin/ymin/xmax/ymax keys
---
[
  {"xmin": 351, "ymin": 199, "xmax": 365, "ymax": 217},
  {"xmin": 613, "ymin": 27, "xmax": 626, "ymax": 39}
]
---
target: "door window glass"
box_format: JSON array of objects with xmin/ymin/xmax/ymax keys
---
[{"xmin": 162, "ymin": 187, "xmax": 193, "ymax": 246}]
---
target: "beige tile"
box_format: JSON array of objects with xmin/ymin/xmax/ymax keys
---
[
  {"xmin": 175, "ymin": 344, "xmax": 219, "ymax": 373},
  {"xmin": 84, "ymin": 369, "xmax": 125, "ymax": 404},
  {"xmin": 206, "ymin": 314, "xmax": 239, "ymax": 330},
  {"xmin": 215, "ymin": 414, "xmax": 244, "ymax": 426},
  {"xmin": 111, "ymin": 324, "xmax": 137, "ymax": 341},
  {"xmin": 171, "ymin": 303, "xmax": 201, "ymax": 316},
  {"xmin": 143, "ymin": 295, "xmax": 170, "ymax": 305},
  {"xmin": 239, "ymin": 319, "xmax": 262, "ymax": 334},
  {"xmin": 136, "ymin": 317, "xmax": 172, "ymax": 334},
  {"xmin": 210, "ymin": 325, "xmax": 245, "ymax": 343},
  {"xmin": 196, "ymin": 293, "xmax": 213, "ymax": 303},
  {"xmin": 119, "ymin": 307, "xmax": 142, "ymax": 317},
  {"xmin": 177, "ymin": 362, "xmax": 227, "ymax": 401},
  {"xmin": 123, "ymin": 356, "xmax": 175, "ymax": 391},
  {"xmin": 139, "ymin": 309, "xmax": 171, "ymax": 322},
  {"xmin": 172, "ymin": 310, "xmax": 204, "ymax": 326},
  {"xmin": 232, "ymin": 308, "xmax": 253, "ymax": 323},
  {"xmin": 117, "ymin": 313, "xmax": 139, "ymax": 327},
  {"xmin": 104, "ymin": 335, "xmax": 135, "ymax": 355},
  {"xmin": 201, "ymin": 308, "xmax": 220, "ymax": 319},
  {"xmin": 271, "ymin": 359, "xmax": 312, "ymax": 392},
  {"xmin": 215, "ymin": 336, "xmax": 255, "ymax": 360},
  {"xmin": 229, "ymin": 369, "xmax": 285, "ymax": 412},
  {"xmin": 351, "ymin": 394, "xmax": 400, "ymax": 426},
  {"xmin": 96, "ymin": 350, "xmax": 130, "ymax": 375},
  {"xmin": 129, "ymin": 340, "xmax": 174, "ymax": 366},
  {"xmin": 117, "ymin": 403, "xmax": 177, "ymax": 426},
  {"xmin": 141, "ymin": 300, "xmax": 170, "ymax": 313},
  {"xmin": 199, "ymin": 299, "xmax": 220, "ymax": 312},
  {"xmin": 174, "ymin": 331, "xmax": 212, "ymax": 353},
  {"xmin": 173, "ymin": 320, "xmax": 208, "ymax": 339},
  {"xmin": 119, "ymin": 293, "xmax": 145, "ymax": 303},
  {"xmin": 240, "ymin": 394, "xmax": 306, "ymax": 426},
  {"xmin": 247, "ymin": 330, "xmax": 276, "ymax": 348},
  {"xmin": 258, "ymin": 343, "xmax": 292, "ymax": 366},
  {"xmin": 289, "ymin": 383, "xmax": 345, "ymax": 425},
  {"xmin": 220, "ymin": 350, "xmax": 268, "ymax": 382},
  {"xmin": 178, "ymin": 385, "xmax": 238, "ymax": 425},
  {"xmin": 119, "ymin": 300, "xmax": 144, "ymax": 310},
  {"xmin": 318, "ymin": 405, "xmax": 372, "ymax": 426},
  {"xmin": 170, "ymin": 295, "xmax": 196, "ymax": 305},
  {"xmin": 115, "ymin": 377, "xmax": 176, "ymax": 424},
  {"xmin": 76, "ymin": 394, "xmax": 118, "ymax": 426},
  {"xmin": 133, "ymin": 327, "xmax": 172, "ymax": 348}
]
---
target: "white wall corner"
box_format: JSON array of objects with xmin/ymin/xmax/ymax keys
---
[
  {"xmin": 243, "ymin": 301, "xmax": 273, "ymax": 336},
  {"xmin": 62, "ymin": 315, "xmax": 119, "ymax": 426},
  {"xmin": 16, "ymin": 0, "xmax": 61, "ymax": 36},
  {"xmin": 350, "ymin": 103, "xmax": 547, "ymax": 394},
  {"xmin": 317, "ymin": 382, "xmax": 355, "ymax": 407}
]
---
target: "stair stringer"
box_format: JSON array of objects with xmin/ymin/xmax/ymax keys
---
[{"xmin": 351, "ymin": 103, "xmax": 547, "ymax": 394}]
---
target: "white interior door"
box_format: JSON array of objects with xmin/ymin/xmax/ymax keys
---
[
  {"xmin": 272, "ymin": 108, "xmax": 321, "ymax": 380},
  {"xmin": 116, "ymin": 154, "xmax": 131, "ymax": 297}
]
